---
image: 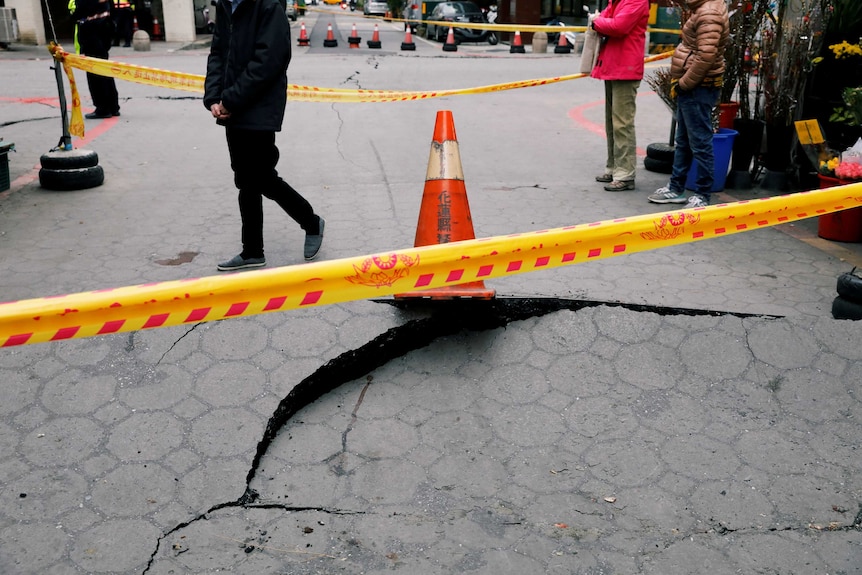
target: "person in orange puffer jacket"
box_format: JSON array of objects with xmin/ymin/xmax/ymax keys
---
[
  {"xmin": 590, "ymin": 0, "xmax": 650, "ymax": 192},
  {"xmin": 648, "ymin": 0, "xmax": 729, "ymax": 208}
]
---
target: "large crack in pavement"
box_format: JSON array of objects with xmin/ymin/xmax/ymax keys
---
[{"xmin": 142, "ymin": 297, "xmax": 777, "ymax": 573}]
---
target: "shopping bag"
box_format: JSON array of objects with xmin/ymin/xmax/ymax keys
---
[{"xmin": 580, "ymin": 14, "xmax": 601, "ymax": 74}]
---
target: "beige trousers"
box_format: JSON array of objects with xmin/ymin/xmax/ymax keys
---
[{"xmin": 604, "ymin": 79, "xmax": 641, "ymax": 182}]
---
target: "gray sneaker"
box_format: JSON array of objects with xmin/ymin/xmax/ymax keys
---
[
  {"xmin": 304, "ymin": 216, "xmax": 325, "ymax": 261},
  {"xmin": 647, "ymin": 186, "xmax": 687, "ymax": 204},
  {"xmin": 684, "ymin": 194, "xmax": 709, "ymax": 208},
  {"xmin": 217, "ymin": 254, "xmax": 266, "ymax": 271}
]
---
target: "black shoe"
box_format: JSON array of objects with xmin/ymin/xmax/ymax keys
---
[
  {"xmin": 217, "ymin": 254, "xmax": 266, "ymax": 271},
  {"xmin": 304, "ymin": 216, "xmax": 325, "ymax": 261},
  {"xmin": 85, "ymin": 110, "xmax": 114, "ymax": 119}
]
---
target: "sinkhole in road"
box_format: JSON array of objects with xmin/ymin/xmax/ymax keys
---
[{"xmin": 144, "ymin": 296, "xmax": 777, "ymax": 572}]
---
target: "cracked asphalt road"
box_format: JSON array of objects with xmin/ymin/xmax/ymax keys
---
[{"xmin": 2, "ymin": 15, "xmax": 862, "ymax": 573}]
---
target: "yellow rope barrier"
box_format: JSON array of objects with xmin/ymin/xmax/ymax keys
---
[{"xmin": 3, "ymin": 185, "xmax": 862, "ymax": 347}]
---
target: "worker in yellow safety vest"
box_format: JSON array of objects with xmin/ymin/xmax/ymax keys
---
[
  {"xmin": 68, "ymin": 0, "xmax": 121, "ymax": 118},
  {"xmin": 112, "ymin": 0, "xmax": 134, "ymax": 47}
]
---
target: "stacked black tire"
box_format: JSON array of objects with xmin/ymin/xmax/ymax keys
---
[
  {"xmin": 832, "ymin": 268, "xmax": 862, "ymax": 320},
  {"xmin": 644, "ymin": 142, "xmax": 674, "ymax": 174},
  {"xmin": 39, "ymin": 148, "xmax": 104, "ymax": 191}
]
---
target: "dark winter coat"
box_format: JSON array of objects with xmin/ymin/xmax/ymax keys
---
[{"xmin": 204, "ymin": 0, "xmax": 291, "ymax": 131}]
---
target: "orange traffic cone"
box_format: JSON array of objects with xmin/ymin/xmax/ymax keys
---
[
  {"xmin": 394, "ymin": 110, "xmax": 496, "ymax": 300},
  {"xmin": 367, "ymin": 23, "xmax": 382, "ymax": 48},
  {"xmin": 297, "ymin": 21, "xmax": 310, "ymax": 46},
  {"xmin": 401, "ymin": 25, "xmax": 415, "ymax": 51},
  {"xmin": 442, "ymin": 27, "xmax": 457, "ymax": 52},
  {"xmin": 509, "ymin": 30, "xmax": 525, "ymax": 53},
  {"xmin": 348, "ymin": 23, "xmax": 361, "ymax": 48},
  {"xmin": 132, "ymin": 16, "xmax": 138, "ymax": 32},
  {"xmin": 323, "ymin": 23, "xmax": 338, "ymax": 47},
  {"xmin": 152, "ymin": 17, "xmax": 162, "ymax": 40},
  {"xmin": 554, "ymin": 28, "xmax": 572, "ymax": 53}
]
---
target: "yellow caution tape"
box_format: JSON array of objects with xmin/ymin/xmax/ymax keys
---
[
  {"xmin": 305, "ymin": 6, "xmax": 681, "ymax": 35},
  {"xmin": 49, "ymin": 44, "xmax": 672, "ymax": 110},
  {"xmin": 3, "ymin": 184, "xmax": 861, "ymax": 347}
]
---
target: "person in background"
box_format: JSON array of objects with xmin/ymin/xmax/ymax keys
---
[
  {"xmin": 648, "ymin": 0, "xmax": 729, "ymax": 208},
  {"xmin": 204, "ymin": 0, "xmax": 325, "ymax": 271},
  {"xmin": 68, "ymin": 0, "xmax": 121, "ymax": 119},
  {"xmin": 112, "ymin": 0, "xmax": 134, "ymax": 47},
  {"xmin": 590, "ymin": 0, "xmax": 650, "ymax": 192}
]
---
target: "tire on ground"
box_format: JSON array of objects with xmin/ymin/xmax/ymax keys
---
[
  {"xmin": 39, "ymin": 165, "xmax": 105, "ymax": 191},
  {"xmin": 646, "ymin": 142, "xmax": 675, "ymax": 162},
  {"xmin": 831, "ymin": 295, "xmax": 862, "ymax": 320},
  {"xmin": 836, "ymin": 270, "xmax": 862, "ymax": 303},
  {"xmin": 39, "ymin": 148, "xmax": 99, "ymax": 170},
  {"xmin": 644, "ymin": 156, "xmax": 673, "ymax": 174}
]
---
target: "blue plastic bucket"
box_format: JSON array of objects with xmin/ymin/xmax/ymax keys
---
[{"xmin": 685, "ymin": 128, "xmax": 738, "ymax": 192}]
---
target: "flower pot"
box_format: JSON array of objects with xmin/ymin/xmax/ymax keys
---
[
  {"xmin": 760, "ymin": 124, "xmax": 793, "ymax": 191},
  {"xmin": 816, "ymin": 174, "xmax": 862, "ymax": 242},
  {"xmin": 718, "ymin": 102, "xmax": 739, "ymax": 130},
  {"xmin": 725, "ymin": 118, "xmax": 764, "ymax": 190},
  {"xmin": 684, "ymin": 128, "xmax": 737, "ymax": 192}
]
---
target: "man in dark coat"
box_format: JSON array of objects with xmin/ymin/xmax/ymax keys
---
[
  {"xmin": 69, "ymin": 0, "xmax": 121, "ymax": 118},
  {"xmin": 204, "ymin": 0, "xmax": 324, "ymax": 271}
]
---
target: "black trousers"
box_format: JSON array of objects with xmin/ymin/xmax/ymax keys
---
[
  {"xmin": 113, "ymin": 7, "xmax": 133, "ymax": 45},
  {"xmin": 77, "ymin": 18, "xmax": 120, "ymax": 114},
  {"xmin": 225, "ymin": 127, "xmax": 317, "ymax": 259}
]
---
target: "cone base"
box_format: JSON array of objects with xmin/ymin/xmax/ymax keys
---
[
  {"xmin": 510, "ymin": 45, "xmax": 526, "ymax": 54},
  {"xmin": 298, "ymin": 40, "xmax": 310, "ymax": 46},
  {"xmin": 554, "ymin": 45, "xmax": 572, "ymax": 54},
  {"xmin": 401, "ymin": 42, "xmax": 416, "ymax": 50},
  {"xmin": 394, "ymin": 282, "xmax": 496, "ymax": 300},
  {"xmin": 324, "ymin": 39, "xmax": 338, "ymax": 47},
  {"xmin": 367, "ymin": 40, "xmax": 382, "ymax": 48},
  {"xmin": 443, "ymin": 43, "xmax": 457, "ymax": 52}
]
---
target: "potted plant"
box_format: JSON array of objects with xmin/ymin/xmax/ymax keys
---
[
  {"xmin": 719, "ymin": 1, "xmax": 770, "ymax": 128},
  {"xmin": 723, "ymin": 0, "xmax": 771, "ymax": 188},
  {"xmin": 758, "ymin": 0, "xmax": 828, "ymax": 191}
]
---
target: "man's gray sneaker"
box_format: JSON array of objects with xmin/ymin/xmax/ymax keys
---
[
  {"xmin": 647, "ymin": 185, "xmax": 687, "ymax": 204},
  {"xmin": 304, "ymin": 216, "xmax": 325, "ymax": 261},
  {"xmin": 217, "ymin": 254, "xmax": 266, "ymax": 271},
  {"xmin": 684, "ymin": 194, "xmax": 709, "ymax": 208}
]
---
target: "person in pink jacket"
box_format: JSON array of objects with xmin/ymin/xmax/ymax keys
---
[{"xmin": 590, "ymin": 0, "xmax": 650, "ymax": 191}]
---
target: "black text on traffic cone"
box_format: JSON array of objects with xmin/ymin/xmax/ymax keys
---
[{"xmin": 394, "ymin": 110, "xmax": 495, "ymax": 300}]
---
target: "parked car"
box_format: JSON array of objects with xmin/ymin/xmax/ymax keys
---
[
  {"xmin": 425, "ymin": 1, "xmax": 487, "ymax": 43},
  {"xmin": 364, "ymin": 0, "xmax": 388, "ymax": 16},
  {"xmin": 285, "ymin": 0, "xmax": 297, "ymax": 21}
]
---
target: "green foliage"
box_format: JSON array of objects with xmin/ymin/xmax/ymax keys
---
[
  {"xmin": 828, "ymin": 87, "xmax": 862, "ymax": 126},
  {"xmin": 825, "ymin": 0, "xmax": 862, "ymax": 38}
]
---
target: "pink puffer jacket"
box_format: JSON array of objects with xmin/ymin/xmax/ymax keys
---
[
  {"xmin": 590, "ymin": 0, "xmax": 650, "ymax": 81},
  {"xmin": 671, "ymin": 0, "xmax": 729, "ymax": 90}
]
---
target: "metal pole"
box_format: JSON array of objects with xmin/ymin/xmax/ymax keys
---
[{"xmin": 53, "ymin": 58, "xmax": 73, "ymax": 151}]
